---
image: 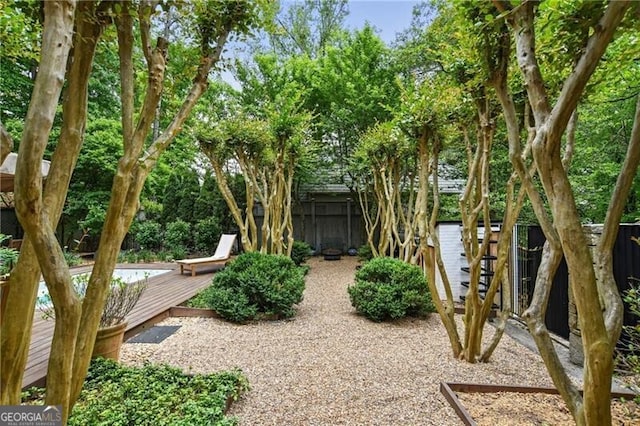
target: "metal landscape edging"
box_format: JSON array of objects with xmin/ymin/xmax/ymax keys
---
[{"xmin": 440, "ymin": 382, "xmax": 638, "ymax": 426}]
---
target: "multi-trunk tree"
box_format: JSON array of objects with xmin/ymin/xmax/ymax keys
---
[
  {"xmin": 353, "ymin": 122, "xmax": 420, "ymax": 262},
  {"xmin": 385, "ymin": 3, "xmax": 523, "ymax": 363},
  {"xmin": 491, "ymin": 1, "xmax": 640, "ymax": 424},
  {"xmin": 198, "ymin": 89, "xmax": 313, "ymax": 256},
  {"xmin": 1, "ymin": 1, "xmax": 264, "ymax": 421}
]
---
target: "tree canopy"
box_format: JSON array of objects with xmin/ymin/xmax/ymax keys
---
[{"xmin": 1, "ymin": 1, "xmax": 639, "ymax": 424}]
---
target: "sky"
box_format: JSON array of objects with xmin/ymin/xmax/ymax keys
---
[{"xmin": 343, "ymin": 0, "xmax": 421, "ymax": 44}]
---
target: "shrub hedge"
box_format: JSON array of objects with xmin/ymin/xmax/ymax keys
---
[
  {"xmin": 133, "ymin": 220, "xmax": 163, "ymax": 251},
  {"xmin": 356, "ymin": 244, "xmax": 374, "ymax": 262},
  {"xmin": 348, "ymin": 256, "xmax": 435, "ymax": 322},
  {"xmin": 190, "ymin": 252, "xmax": 305, "ymax": 323},
  {"xmin": 165, "ymin": 219, "xmax": 192, "ymax": 255},
  {"xmin": 290, "ymin": 241, "xmax": 312, "ymax": 266},
  {"xmin": 194, "ymin": 217, "xmax": 222, "ymax": 253}
]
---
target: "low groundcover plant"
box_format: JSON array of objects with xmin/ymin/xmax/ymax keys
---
[{"xmin": 23, "ymin": 358, "xmax": 249, "ymax": 426}]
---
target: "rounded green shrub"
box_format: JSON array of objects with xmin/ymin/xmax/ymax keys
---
[
  {"xmin": 195, "ymin": 252, "xmax": 305, "ymax": 323},
  {"xmin": 357, "ymin": 244, "xmax": 374, "ymax": 262},
  {"xmin": 194, "ymin": 217, "xmax": 222, "ymax": 253},
  {"xmin": 290, "ymin": 240, "xmax": 312, "ymax": 266},
  {"xmin": 348, "ymin": 256, "xmax": 434, "ymax": 322},
  {"xmin": 164, "ymin": 219, "xmax": 192, "ymax": 252},
  {"xmin": 66, "ymin": 358, "xmax": 248, "ymax": 426},
  {"xmin": 133, "ymin": 220, "xmax": 163, "ymax": 251}
]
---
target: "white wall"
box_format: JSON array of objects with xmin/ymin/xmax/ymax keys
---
[{"xmin": 435, "ymin": 223, "xmax": 466, "ymax": 302}]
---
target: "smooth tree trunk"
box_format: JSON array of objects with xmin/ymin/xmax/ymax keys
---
[
  {"xmin": 423, "ymin": 75, "xmax": 525, "ymax": 362},
  {"xmin": 208, "ymin": 133, "xmax": 299, "ymax": 256},
  {"xmin": 70, "ymin": 1, "xmax": 236, "ymax": 406},
  {"xmin": 418, "ymin": 128, "xmax": 464, "ymax": 358},
  {"xmin": 355, "ymin": 133, "xmax": 420, "ymax": 262},
  {"xmin": 1, "ymin": 0, "xmax": 105, "ymax": 408},
  {"xmin": 495, "ymin": 1, "xmax": 634, "ymax": 424},
  {"xmin": 206, "ymin": 158, "xmax": 254, "ymax": 251},
  {"xmin": 0, "ymin": 124, "xmax": 12, "ymax": 165},
  {"xmin": 4, "ymin": 1, "xmax": 252, "ymax": 420},
  {"xmin": 356, "ymin": 181, "xmax": 381, "ymax": 256},
  {"xmin": 10, "ymin": 1, "xmax": 78, "ymax": 418},
  {"xmin": 458, "ymin": 109, "xmax": 493, "ymax": 362}
]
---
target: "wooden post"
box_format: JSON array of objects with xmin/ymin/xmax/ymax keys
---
[
  {"xmin": 311, "ymin": 198, "xmax": 317, "ymax": 252},
  {"xmin": 347, "ymin": 197, "xmax": 352, "ymax": 249}
]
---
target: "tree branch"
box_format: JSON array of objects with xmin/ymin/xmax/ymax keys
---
[
  {"xmin": 597, "ymin": 93, "xmax": 640, "ymax": 344},
  {"xmin": 561, "ymin": 110, "xmax": 577, "ymax": 169},
  {"xmin": 13, "ymin": 0, "xmax": 79, "ymax": 418},
  {"xmin": 508, "ymin": 1, "xmax": 552, "ymax": 126},
  {"xmin": 141, "ymin": 29, "xmax": 229, "ymax": 173},
  {"xmin": 548, "ymin": 1, "xmax": 631, "ymax": 142},
  {"xmin": 116, "ymin": 1, "xmax": 135, "ymax": 144},
  {"xmin": 138, "ymin": 0, "xmax": 157, "ymax": 64},
  {"xmin": 0, "ymin": 123, "xmax": 13, "ymax": 165}
]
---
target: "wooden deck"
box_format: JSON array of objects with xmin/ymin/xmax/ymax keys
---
[{"xmin": 23, "ymin": 263, "xmax": 219, "ymax": 388}]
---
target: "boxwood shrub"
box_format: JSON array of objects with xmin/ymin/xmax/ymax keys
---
[
  {"xmin": 348, "ymin": 256, "xmax": 435, "ymax": 322},
  {"xmin": 290, "ymin": 240, "xmax": 312, "ymax": 266},
  {"xmin": 191, "ymin": 252, "xmax": 305, "ymax": 323}
]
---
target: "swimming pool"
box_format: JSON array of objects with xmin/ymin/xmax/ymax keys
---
[{"xmin": 37, "ymin": 268, "xmax": 172, "ymax": 299}]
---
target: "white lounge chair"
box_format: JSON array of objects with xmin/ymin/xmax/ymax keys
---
[{"xmin": 176, "ymin": 234, "xmax": 236, "ymax": 276}]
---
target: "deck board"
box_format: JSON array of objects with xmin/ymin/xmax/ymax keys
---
[{"xmin": 23, "ymin": 263, "xmax": 215, "ymax": 388}]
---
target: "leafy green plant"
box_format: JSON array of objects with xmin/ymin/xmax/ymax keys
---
[
  {"xmin": 78, "ymin": 204, "xmax": 107, "ymax": 239},
  {"xmin": 357, "ymin": 244, "xmax": 374, "ymax": 262},
  {"xmin": 118, "ymin": 250, "xmax": 138, "ymax": 264},
  {"xmin": 133, "ymin": 220, "xmax": 163, "ymax": 251},
  {"xmin": 0, "ymin": 234, "xmax": 19, "ymax": 276},
  {"xmin": 616, "ymin": 278, "xmax": 640, "ymax": 398},
  {"xmin": 118, "ymin": 249, "xmax": 168, "ymax": 264},
  {"xmin": 165, "ymin": 219, "xmax": 192, "ymax": 253},
  {"xmin": 194, "ymin": 217, "xmax": 222, "ymax": 253},
  {"xmin": 57, "ymin": 358, "xmax": 248, "ymax": 425},
  {"xmin": 290, "ymin": 240, "xmax": 312, "ymax": 266},
  {"xmin": 155, "ymin": 250, "xmax": 174, "ymax": 262},
  {"xmin": 190, "ymin": 252, "xmax": 305, "ymax": 323},
  {"xmin": 347, "ymin": 257, "xmax": 435, "ymax": 322},
  {"xmin": 63, "ymin": 250, "xmax": 83, "ymax": 267},
  {"xmin": 138, "ymin": 249, "xmax": 158, "ymax": 263},
  {"xmin": 170, "ymin": 246, "xmax": 187, "ymax": 261},
  {"xmin": 37, "ymin": 273, "xmax": 147, "ymax": 328}
]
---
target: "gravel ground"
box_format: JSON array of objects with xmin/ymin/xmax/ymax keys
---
[{"xmin": 121, "ymin": 256, "xmax": 555, "ymax": 425}]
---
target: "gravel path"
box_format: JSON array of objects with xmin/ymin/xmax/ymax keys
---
[{"xmin": 121, "ymin": 256, "xmax": 554, "ymax": 425}]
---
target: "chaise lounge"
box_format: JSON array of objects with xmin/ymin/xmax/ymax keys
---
[{"xmin": 176, "ymin": 233, "xmax": 236, "ymax": 276}]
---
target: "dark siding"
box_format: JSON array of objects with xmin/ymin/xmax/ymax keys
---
[
  {"xmin": 614, "ymin": 225, "xmax": 640, "ymax": 350},
  {"xmin": 528, "ymin": 226, "xmax": 570, "ymax": 339}
]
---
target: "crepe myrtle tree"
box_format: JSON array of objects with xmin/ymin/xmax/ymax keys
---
[
  {"xmin": 492, "ymin": 1, "xmax": 639, "ymax": 424},
  {"xmin": 1, "ymin": 0, "xmax": 269, "ymax": 420},
  {"xmin": 439, "ymin": 1, "xmax": 527, "ymax": 364},
  {"xmin": 387, "ymin": 0, "xmax": 534, "ymax": 365},
  {"xmin": 198, "ymin": 87, "xmax": 313, "ymax": 256},
  {"xmin": 352, "ymin": 122, "xmax": 421, "ymax": 262},
  {"xmin": 198, "ymin": 115, "xmax": 272, "ymax": 253}
]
